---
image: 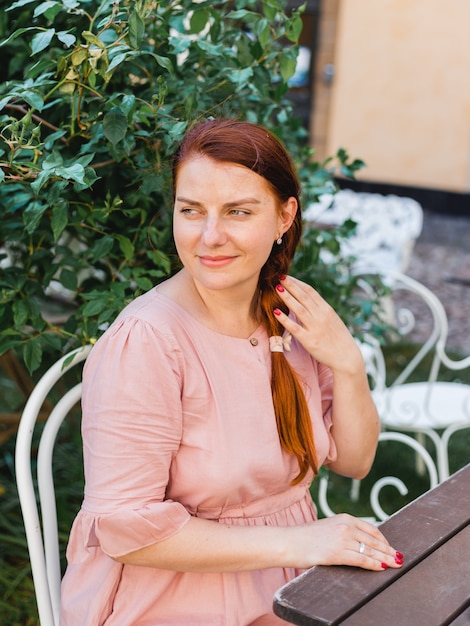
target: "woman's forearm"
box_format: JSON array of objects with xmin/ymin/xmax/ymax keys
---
[
  {"xmin": 114, "ymin": 515, "xmax": 290, "ymax": 571},
  {"xmin": 113, "ymin": 511, "xmax": 401, "ymax": 574}
]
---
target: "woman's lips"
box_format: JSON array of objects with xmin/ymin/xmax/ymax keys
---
[{"xmin": 198, "ymin": 255, "xmax": 236, "ymax": 268}]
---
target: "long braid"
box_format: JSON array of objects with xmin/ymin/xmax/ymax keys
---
[{"xmin": 256, "ymin": 221, "xmax": 318, "ymax": 484}]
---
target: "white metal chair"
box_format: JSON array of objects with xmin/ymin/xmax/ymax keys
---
[
  {"xmin": 304, "ymin": 189, "xmax": 423, "ymax": 273},
  {"xmin": 15, "ymin": 345, "xmax": 92, "ymax": 626},
  {"xmin": 356, "ymin": 270, "xmax": 470, "ymax": 483},
  {"xmin": 317, "ymin": 430, "xmax": 439, "ymax": 522}
]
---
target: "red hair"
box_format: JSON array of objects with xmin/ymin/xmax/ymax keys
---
[{"xmin": 173, "ymin": 119, "xmax": 318, "ymax": 483}]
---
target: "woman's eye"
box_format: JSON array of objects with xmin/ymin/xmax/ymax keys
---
[{"xmin": 230, "ymin": 209, "xmax": 250, "ymax": 216}]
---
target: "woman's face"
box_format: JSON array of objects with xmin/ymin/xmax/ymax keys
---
[{"xmin": 173, "ymin": 155, "xmax": 296, "ymax": 297}]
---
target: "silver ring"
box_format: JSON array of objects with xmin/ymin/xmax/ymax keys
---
[{"xmin": 359, "ymin": 541, "xmax": 366, "ymax": 554}]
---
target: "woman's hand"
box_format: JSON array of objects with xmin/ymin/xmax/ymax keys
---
[
  {"xmin": 291, "ymin": 514, "xmax": 404, "ymax": 572},
  {"xmin": 274, "ymin": 275, "xmax": 362, "ymax": 374},
  {"xmin": 275, "ymin": 274, "xmax": 381, "ymax": 479}
]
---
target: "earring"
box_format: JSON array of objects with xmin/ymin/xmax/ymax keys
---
[{"xmin": 276, "ymin": 236, "xmax": 283, "ymax": 245}]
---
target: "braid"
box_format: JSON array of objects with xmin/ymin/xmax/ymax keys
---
[{"xmin": 257, "ymin": 230, "xmax": 318, "ymax": 484}]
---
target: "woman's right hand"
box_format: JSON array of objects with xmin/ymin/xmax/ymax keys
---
[{"xmin": 290, "ymin": 513, "xmax": 404, "ymax": 571}]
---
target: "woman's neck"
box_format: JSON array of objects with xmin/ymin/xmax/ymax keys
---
[{"xmin": 157, "ymin": 269, "xmax": 261, "ymax": 339}]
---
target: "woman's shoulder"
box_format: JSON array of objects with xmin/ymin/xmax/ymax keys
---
[
  {"xmin": 114, "ymin": 287, "xmax": 194, "ymax": 334},
  {"xmin": 85, "ymin": 288, "xmax": 198, "ymax": 365}
]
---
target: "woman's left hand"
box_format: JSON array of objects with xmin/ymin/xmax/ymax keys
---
[{"xmin": 274, "ymin": 275, "xmax": 362, "ymax": 373}]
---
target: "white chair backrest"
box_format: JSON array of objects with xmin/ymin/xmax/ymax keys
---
[
  {"xmin": 354, "ymin": 269, "xmax": 470, "ymax": 385},
  {"xmin": 317, "ymin": 431, "xmax": 439, "ymax": 522},
  {"xmin": 15, "ymin": 345, "xmax": 92, "ymax": 626}
]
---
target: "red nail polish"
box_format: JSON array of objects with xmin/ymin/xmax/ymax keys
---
[
  {"xmin": 273, "ymin": 308, "xmax": 281, "ymax": 316},
  {"xmin": 395, "ymin": 556, "xmax": 403, "ymax": 565},
  {"xmin": 396, "ymin": 551, "xmax": 404, "ymax": 560},
  {"xmin": 279, "ymin": 274, "xmax": 286, "ymax": 281},
  {"xmin": 276, "ymin": 284, "xmax": 285, "ymax": 293},
  {"xmin": 381, "ymin": 563, "xmax": 388, "ymax": 569}
]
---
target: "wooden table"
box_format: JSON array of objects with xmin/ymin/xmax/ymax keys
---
[{"xmin": 274, "ymin": 464, "xmax": 470, "ymax": 625}]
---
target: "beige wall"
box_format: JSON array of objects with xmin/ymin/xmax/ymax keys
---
[{"xmin": 323, "ymin": 0, "xmax": 470, "ymax": 192}]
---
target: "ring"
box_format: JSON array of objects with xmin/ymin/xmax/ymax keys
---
[{"xmin": 359, "ymin": 541, "xmax": 366, "ymax": 554}]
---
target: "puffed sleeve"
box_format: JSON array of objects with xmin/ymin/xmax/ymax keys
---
[{"xmin": 74, "ymin": 315, "xmax": 191, "ymax": 559}]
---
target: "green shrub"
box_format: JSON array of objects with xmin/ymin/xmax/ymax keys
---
[{"xmin": 0, "ymin": 0, "xmax": 377, "ymax": 374}]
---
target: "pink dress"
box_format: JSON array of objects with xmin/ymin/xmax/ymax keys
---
[{"xmin": 60, "ymin": 289, "xmax": 337, "ymax": 626}]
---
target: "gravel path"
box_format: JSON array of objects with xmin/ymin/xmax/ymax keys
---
[{"xmin": 404, "ymin": 210, "xmax": 470, "ymax": 356}]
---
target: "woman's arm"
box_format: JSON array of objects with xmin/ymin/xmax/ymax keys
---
[
  {"xmin": 273, "ymin": 275, "xmax": 380, "ymax": 479},
  {"xmin": 115, "ymin": 511, "xmax": 401, "ymax": 573}
]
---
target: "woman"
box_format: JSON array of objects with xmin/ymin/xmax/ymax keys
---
[{"xmin": 61, "ymin": 119, "xmax": 403, "ymax": 625}]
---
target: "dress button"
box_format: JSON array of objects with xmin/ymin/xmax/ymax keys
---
[{"xmin": 249, "ymin": 338, "xmax": 259, "ymax": 346}]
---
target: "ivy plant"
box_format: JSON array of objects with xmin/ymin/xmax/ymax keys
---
[{"xmin": 0, "ymin": 0, "xmax": 376, "ymax": 374}]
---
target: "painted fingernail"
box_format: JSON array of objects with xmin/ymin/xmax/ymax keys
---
[
  {"xmin": 276, "ymin": 284, "xmax": 285, "ymax": 293},
  {"xmin": 279, "ymin": 274, "xmax": 287, "ymax": 281},
  {"xmin": 395, "ymin": 556, "xmax": 403, "ymax": 565},
  {"xmin": 396, "ymin": 551, "xmax": 404, "ymax": 560},
  {"xmin": 273, "ymin": 308, "xmax": 282, "ymax": 316},
  {"xmin": 381, "ymin": 563, "xmax": 388, "ymax": 569}
]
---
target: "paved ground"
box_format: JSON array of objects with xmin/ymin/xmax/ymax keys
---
[{"xmin": 404, "ymin": 210, "xmax": 470, "ymax": 356}]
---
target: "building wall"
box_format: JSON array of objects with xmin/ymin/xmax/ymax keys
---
[{"xmin": 319, "ymin": 0, "xmax": 470, "ymax": 193}]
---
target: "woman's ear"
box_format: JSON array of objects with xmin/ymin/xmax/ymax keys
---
[{"xmin": 279, "ymin": 197, "xmax": 298, "ymax": 235}]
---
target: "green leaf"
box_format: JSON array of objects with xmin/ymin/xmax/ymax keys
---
[
  {"xmin": 53, "ymin": 163, "xmax": 85, "ymax": 184},
  {"xmin": 103, "ymin": 107, "xmax": 127, "ymax": 145},
  {"xmin": 195, "ymin": 40, "xmax": 222, "ymax": 55},
  {"xmin": 286, "ymin": 14, "xmax": 303, "ymax": 43},
  {"xmin": 280, "ymin": 55, "xmax": 297, "ymax": 82},
  {"xmin": 20, "ymin": 90, "xmax": 44, "ymax": 111},
  {"xmin": 59, "ymin": 268, "xmax": 78, "ymax": 291},
  {"xmin": 0, "ymin": 96, "xmax": 13, "ymax": 111},
  {"xmin": 0, "ymin": 333, "xmax": 23, "ymax": 358},
  {"xmin": 128, "ymin": 10, "xmax": 145, "ymax": 48},
  {"xmin": 12, "ymin": 300, "xmax": 29, "ymax": 328},
  {"xmin": 33, "ymin": 1, "xmax": 60, "ymax": 18},
  {"xmin": 7, "ymin": 0, "xmax": 39, "ymax": 10},
  {"xmin": 255, "ymin": 20, "xmax": 270, "ymax": 49},
  {"xmin": 51, "ymin": 201, "xmax": 68, "ymax": 242},
  {"xmin": 153, "ymin": 54, "xmax": 174, "ymax": 75},
  {"xmin": 27, "ymin": 57, "xmax": 56, "ymax": 79},
  {"xmin": 88, "ymin": 69, "xmax": 97, "ymax": 88},
  {"xmin": 23, "ymin": 201, "xmax": 47, "ymax": 233},
  {"xmin": 71, "ymin": 47, "xmax": 88, "ymax": 66},
  {"xmin": 227, "ymin": 9, "xmax": 256, "ymax": 20},
  {"xmin": 82, "ymin": 31, "xmax": 105, "ymax": 49},
  {"xmin": 134, "ymin": 276, "xmax": 153, "ymax": 291},
  {"xmin": 254, "ymin": 17, "xmax": 269, "ymax": 38},
  {"xmin": 336, "ymin": 147, "xmax": 348, "ymax": 163},
  {"xmin": 31, "ymin": 171, "xmax": 50, "ymax": 193},
  {"xmin": 262, "ymin": 2, "xmax": 278, "ymax": 21},
  {"xmin": 82, "ymin": 298, "xmax": 106, "ymax": 316},
  {"xmin": 0, "ymin": 27, "xmax": 37, "ymax": 46},
  {"xmin": 91, "ymin": 236, "xmax": 114, "ymax": 262},
  {"xmin": 43, "ymin": 332, "xmax": 63, "ymax": 350},
  {"xmin": 228, "ymin": 67, "xmax": 253, "ymax": 87},
  {"xmin": 56, "ymin": 31, "xmax": 76, "ymax": 47},
  {"xmin": 115, "ymin": 234, "xmax": 134, "ymax": 260},
  {"xmin": 190, "ymin": 8, "xmax": 209, "ymax": 34},
  {"xmin": 121, "ymin": 94, "xmax": 136, "ymax": 115},
  {"xmin": 106, "ymin": 51, "xmax": 129, "ymax": 74},
  {"xmin": 23, "ymin": 338, "xmax": 43, "ymax": 374},
  {"xmin": 31, "ymin": 29, "xmax": 55, "ymax": 55}
]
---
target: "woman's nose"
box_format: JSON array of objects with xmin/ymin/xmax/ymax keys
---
[{"xmin": 202, "ymin": 217, "xmax": 227, "ymax": 246}]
